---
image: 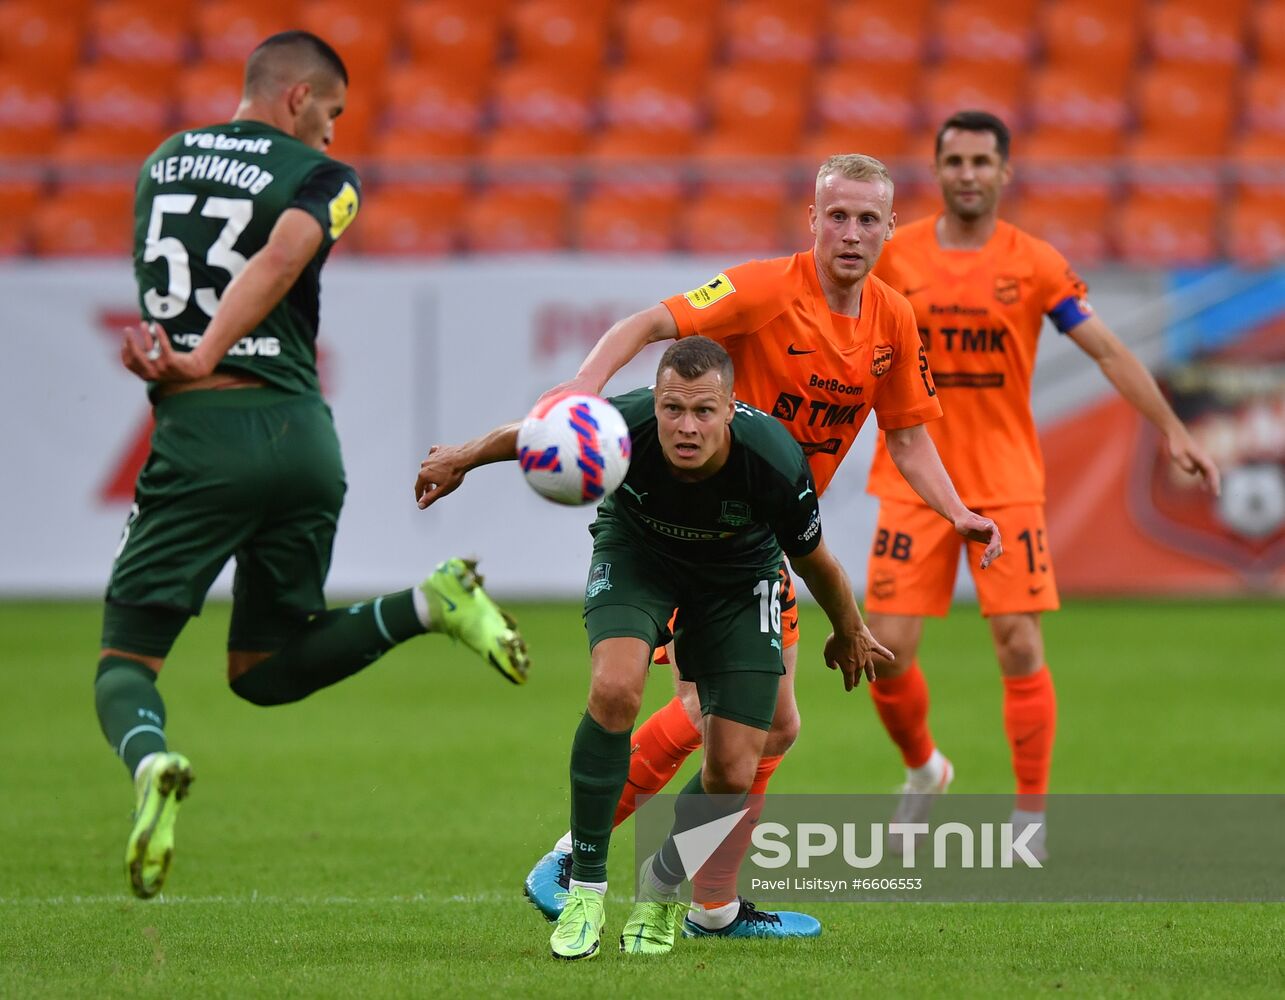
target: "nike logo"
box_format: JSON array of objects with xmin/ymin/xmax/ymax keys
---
[
  {"xmin": 787, "ymin": 344, "xmax": 815, "ymax": 355},
  {"xmin": 1014, "ymin": 725, "xmax": 1045, "ymax": 748},
  {"xmin": 903, "ymin": 285, "xmax": 927, "ymax": 297},
  {"xmin": 1028, "ymin": 585, "xmax": 1046, "ymax": 595},
  {"xmin": 442, "ymin": 596, "xmax": 457, "ymax": 611}
]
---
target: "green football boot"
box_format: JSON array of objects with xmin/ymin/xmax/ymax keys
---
[
  {"xmin": 549, "ymin": 886, "xmax": 606, "ymax": 961},
  {"xmin": 125, "ymin": 751, "xmax": 194, "ymax": 899},
  {"xmin": 619, "ymin": 868, "xmax": 686, "ymax": 956},
  {"xmin": 420, "ymin": 558, "xmax": 530, "ymax": 685}
]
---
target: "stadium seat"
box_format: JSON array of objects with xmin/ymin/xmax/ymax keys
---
[
  {"xmin": 1041, "ymin": 1, "xmax": 1139, "ymax": 90},
  {"xmin": 510, "ymin": 0, "xmax": 607, "ymax": 85},
  {"xmin": 922, "ymin": 62, "xmax": 1024, "ymax": 128},
  {"xmin": 462, "ymin": 190, "xmax": 569, "ymax": 253},
  {"xmin": 402, "ymin": 0, "xmax": 500, "ymax": 91},
  {"xmin": 891, "ymin": 184, "xmax": 944, "ymax": 226},
  {"xmin": 815, "ymin": 63, "xmax": 918, "ymax": 141},
  {"xmin": 382, "ymin": 64, "xmax": 486, "ymax": 136},
  {"xmin": 175, "ymin": 61, "xmax": 243, "ymax": 128},
  {"xmin": 1133, "ymin": 64, "xmax": 1235, "ymax": 156},
  {"xmin": 1018, "ymin": 128, "xmax": 1119, "ymax": 197},
  {"xmin": 0, "ymin": 2, "xmax": 83, "ymax": 87},
  {"xmin": 1230, "ymin": 132, "xmax": 1285, "ymax": 192},
  {"xmin": 69, "ymin": 63, "xmax": 173, "ymax": 134},
  {"xmin": 370, "ymin": 126, "xmax": 476, "ymax": 187},
  {"xmin": 194, "ymin": 2, "xmax": 293, "ymax": 63},
  {"xmin": 350, "ymin": 185, "xmax": 465, "ymax": 255},
  {"xmin": 618, "ymin": 0, "xmax": 715, "ymax": 87},
  {"xmin": 1116, "ymin": 192, "xmax": 1218, "ymax": 266},
  {"xmin": 51, "ymin": 126, "xmax": 166, "ymax": 184},
  {"xmin": 936, "ymin": 0, "xmax": 1036, "ymax": 66},
  {"xmin": 584, "ymin": 129, "xmax": 692, "ymax": 197},
  {"xmin": 681, "ymin": 190, "xmax": 786, "ymax": 256},
  {"xmin": 574, "ymin": 192, "xmax": 679, "ymax": 254},
  {"xmin": 492, "ymin": 64, "xmax": 593, "ymax": 134},
  {"xmin": 0, "ymin": 68, "xmax": 64, "ymax": 158},
  {"xmin": 329, "ymin": 89, "xmax": 374, "ymax": 157},
  {"xmin": 827, "ymin": 0, "xmax": 928, "ymax": 66},
  {"xmin": 295, "ymin": 1, "xmax": 392, "ymax": 86},
  {"xmin": 1244, "ymin": 68, "xmax": 1285, "ymax": 137},
  {"xmin": 801, "ymin": 127, "xmax": 912, "ymax": 167},
  {"xmin": 701, "ymin": 65, "xmax": 809, "ymax": 156},
  {"xmin": 1227, "ymin": 192, "xmax": 1285, "ymax": 266},
  {"xmin": 89, "ymin": 0, "xmax": 190, "ymax": 66},
  {"xmin": 599, "ymin": 66, "xmax": 700, "ymax": 136},
  {"xmin": 0, "ymin": 180, "xmax": 41, "ymax": 256},
  {"xmin": 30, "ymin": 185, "xmax": 134, "ymax": 256},
  {"xmin": 1253, "ymin": 0, "xmax": 1285, "ymax": 67},
  {"xmin": 1013, "ymin": 192, "xmax": 1111, "ymax": 267},
  {"xmin": 725, "ymin": 0, "xmax": 822, "ymax": 77},
  {"xmin": 1146, "ymin": 0, "xmax": 1247, "ymax": 66},
  {"xmin": 1027, "ymin": 67, "xmax": 1128, "ymax": 139}
]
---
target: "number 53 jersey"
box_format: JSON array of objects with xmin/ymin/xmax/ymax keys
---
[{"xmin": 133, "ymin": 120, "xmax": 362, "ymax": 396}]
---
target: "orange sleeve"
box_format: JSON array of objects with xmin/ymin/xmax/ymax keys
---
[
  {"xmin": 1032, "ymin": 237, "xmax": 1088, "ymax": 314},
  {"xmin": 661, "ymin": 257, "xmax": 794, "ymax": 344},
  {"xmin": 872, "ymin": 286, "xmax": 943, "ymax": 431}
]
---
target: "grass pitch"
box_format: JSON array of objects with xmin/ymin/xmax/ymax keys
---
[{"xmin": 1, "ymin": 598, "xmax": 1281, "ymax": 998}]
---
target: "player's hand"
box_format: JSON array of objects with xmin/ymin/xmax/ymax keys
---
[
  {"xmin": 1166, "ymin": 429, "xmax": 1221, "ymax": 496},
  {"xmin": 823, "ymin": 625, "xmax": 893, "ymax": 691},
  {"xmin": 415, "ymin": 444, "xmax": 469, "ymax": 509},
  {"xmin": 121, "ymin": 322, "xmax": 210, "ymax": 383},
  {"xmin": 955, "ymin": 511, "xmax": 1002, "ymax": 569},
  {"xmin": 534, "ymin": 377, "xmax": 596, "ymax": 409}
]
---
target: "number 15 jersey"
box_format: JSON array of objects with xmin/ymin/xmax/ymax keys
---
[{"xmin": 133, "ymin": 120, "xmax": 362, "ymax": 396}]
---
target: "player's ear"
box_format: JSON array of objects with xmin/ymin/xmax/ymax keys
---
[
  {"xmin": 286, "ymin": 80, "xmax": 311, "ymax": 118},
  {"xmin": 886, "ymin": 211, "xmax": 897, "ymax": 241},
  {"xmin": 808, "ymin": 204, "xmax": 818, "ymax": 236}
]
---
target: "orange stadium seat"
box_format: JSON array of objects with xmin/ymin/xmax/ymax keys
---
[
  {"xmin": 1244, "ymin": 68, "xmax": 1285, "ymax": 137},
  {"xmin": 28, "ymin": 0, "xmax": 95, "ymax": 17},
  {"xmin": 370, "ymin": 126, "xmax": 476, "ymax": 187},
  {"xmin": 921, "ymin": 62, "xmax": 1024, "ymax": 128},
  {"xmin": 1133, "ymin": 64, "xmax": 1235, "ymax": 156},
  {"xmin": 1018, "ymin": 129, "xmax": 1119, "ymax": 197},
  {"xmin": 194, "ymin": 2, "xmax": 294, "ymax": 64},
  {"xmin": 584, "ymin": 128, "xmax": 692, "ymax": 197},
  {"xmin": 815, "ymin": 64, "xmax": 918, "ymax": 137},
  {"xmin": 1026, "ymin": 68, "xmax": 1128, "ymax": 155},
  {"xmin": 1041, "ymin": 1, "xmax": 1139, "ymax": 91},
  {"xmin": 351, "ymin": 185, "xmax": 466, "ymax": 255},
  {"xmin": 827, "ymin": 0, "xmax": 928, "ymax": 67},
  {"xmin": 30, "ymin": 185, "xmax": 134, "ymax": 256},
  {"xmin": 51, "ymin": 126, "xmax": 166, "ymax": 184},
  {"xmin": 1013, "ymin": 192, "xmax": 1111, "ymax": 267},
  {"xmin": 801, "ymin": 128, "xmax": 912, "ymax": 167},
  {"xmin": 1230, "ymin": 132, "xmax": 1285, "ymax": 192},
  {"xmin": 0, "ymin": 181, "xmax": 41, "ymax": 256},
  {"xmin": 510, "ymin": 0, "xmax": 607, "ymax": 84},
  {"xmin": 402, "ymin": 0, "xmax": 500, "ymax": 90},
  {"xmin": 175, "ymin": 61, "xmax": 243, "ymax": 128},
  {"xmin": 1227, "ymin": 192, "xmax": 1285, "ymax": 266},
  {"xmin": 681, "ymin": 190, "xmax": 786, "ymax": 256},
  {"xmin": 936, "ymin": 0, "xmax": 1036, "ymax": 67},
  {"xmin": 574, "ymin": 192, "xmax": 679, "ymax": 254},
  {"xmin": 382, "ymin": 64, "xmax": 486, "ymax": 136},
  {"xmin": 1146, "ymin": 1, "xmax": 1247, "ymax": 66},
  {"xmin": 69, "ymin": 63, "xmax": 172, "ymax": 134},
  {"xmin": 491, "ymin": 64, "xmax": 593, "ymax": 135},
  {"xmin": 463, "ymin": 190, "xmax": 570, "ymax": 253},
  {"xmin": 329, "ymin": 89, "xmax": 374, "ymax": 157},
  {"xmin": 1253, "ymin": 1, "xmax": 1285, "ymax": 66},
  {"xmin": 725, "ymin": 0, "xmax": 822, "ymax": 76},
  {"xmin": 599, "ymin": 66, "xmax": 700, "ymax": 138},
  {"xmin": 1116, "ymin": 192, "xmax": 1218, "ymax": 266},
  {"xmin": 295, "ymin": 1, "xmax": 392, "ymax": 86},
  {"xmin": 618, "ymin": 1, "xmax": 716, "ymax": 87},
  {"xmin": 701, "ymin": 65, "xmax": 809, "ymax": 156},
  {"xmin": 89, "ymin": 0, "xmax": 190, "ymax": 66},
  {"xmin": 0, "ymin": 69, "xmax": 64, "ymax": 158},
  {"xmin": 890, "ymin": 185, "xmax": 944, "ymax": 226},
  {"xmin": 0, "ymin": 2, "xmax": 83, "ymax": 87}
]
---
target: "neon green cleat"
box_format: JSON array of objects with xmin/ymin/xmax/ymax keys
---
[
  {"xmin": 549, "ymin": 886, "xmax": 606, "ymax": 960},
  {"xmin": 420, "ymin": 558, "xmax": 530, "ymax": 685},
  {"xmin": 125, "ymin": 751, "xmax": 194, "ymax": 899},
  {"xmin": 619, "ymin": 868, "xmax": 686, "ymax": 956}
]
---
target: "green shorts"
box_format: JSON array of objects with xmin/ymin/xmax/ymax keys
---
[
  {"xmin": 582, "ymin": 533, "xmax": 784, "ymax": 731},
  {"xmin": 103, "ymin": 387, "xmax": 346, "ymax": 657}
]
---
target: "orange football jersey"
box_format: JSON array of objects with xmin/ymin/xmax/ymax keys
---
[
  {"xmin": 868, "ymin": 217, "xmax": 1092, "ymax": 507},
  {"xmin": 663, "ymin": 250, "xmax": 942, "ymax": 496}
]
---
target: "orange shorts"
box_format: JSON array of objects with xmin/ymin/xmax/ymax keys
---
[
  {"xmin": 864, "ymin": 500, "xmax": 1060, "ymax": 618},
  {"xmin": 655, "ymin": 562, "xmax": 799, "ymax": 664}
]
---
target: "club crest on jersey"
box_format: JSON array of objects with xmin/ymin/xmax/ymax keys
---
[
  {"xmin": 773, "ymin": 392, "xmax": 803, "ymax": 420},
  {"xmin": 994, "ymin": 275, "xmax": 1021, "ymax": 305},
  {"xmin": 683, "ymin": 273, "xmax": 736, "ymax": 309},
  {"xmin": 871, "ymin": 344, "xmax": 893, "ymax": 377},
  {"xmin": 586, "ymin": 562, "xmax": 613, "ymax": 598},
  {"xmin": 718, "ymin": 501, "xmax": 752, "ymax": 527}
]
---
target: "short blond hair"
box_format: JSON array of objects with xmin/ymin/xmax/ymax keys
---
[{"xmin": 815, "ymin": 153, "xmax": 894, "ymax": 201}]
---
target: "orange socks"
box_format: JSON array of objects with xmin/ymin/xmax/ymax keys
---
[
  {"xmin": 692, "ymin": 753, "xmax": 784, "ymax": 907},
  {"xmin": 611, "ymin": 696, "xmax": 703, "ymax": 828},
  {"xmin": 868, "ymin": 661, "xmax": 935, "ymax": 768},
  {"xmin": 1002, "ymin": 665, "xmax": 1057, "ymax": 812}
]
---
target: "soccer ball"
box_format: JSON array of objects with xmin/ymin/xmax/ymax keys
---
[
  {"xmin": 517, "ymin": 393, "xmax": 631, "ymax": 505},
  {"xmin": 1216, "ymin": 462, "xmax": 1285, "ymax": 540}
]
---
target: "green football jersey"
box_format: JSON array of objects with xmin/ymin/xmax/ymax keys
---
[
  {"xmin": 133, "ymin": 120, "xmax": 361, "ymax": 395},
  {"xmin": 595, "ymin": 387, "xmax": 823, "ymax": 570}
]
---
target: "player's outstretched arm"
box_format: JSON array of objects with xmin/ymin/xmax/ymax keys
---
[
  {"xmin": 536, "ymin": 304, "xmax": 678, "ymax": 404},
  {"xmin": 1067, "ymin": 315, "xmax": 1221, "ymax": 495},
  {"xmin": 415, "ymin": 422, "xmax": 521, "ymax": 509},
  {"xmin": 884, "ymin": 423, "xmax": 1003, "ymax": 568},
  {"xmin": 121, "ymin": 209, "xmax": 324, "ymax": 383},
  {"xmin": 790, "ymin": 540, "xmax": 893, "ymax": 691}
]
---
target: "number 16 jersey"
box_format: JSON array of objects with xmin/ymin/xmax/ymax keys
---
[{"xmin": 133, "ymin": 120, "xmax": 362, "ymax": 396}]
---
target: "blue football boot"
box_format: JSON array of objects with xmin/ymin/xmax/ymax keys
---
[
  {"xmin": 524, "ymin": 849, "xmax": 571, "ymax": 921},
  {"xmin": 682, "ymin": 898, "xmax": 822, "ymax": 939}
]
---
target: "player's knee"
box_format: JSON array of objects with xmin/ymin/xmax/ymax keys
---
[
  {"xmin": 703, "ymin": 754, "xmax": 755, "ymax": 795},
  {"xmin": 993, "ymin": 627, "xmax": 1043, "ymax": 675},
  {"xmin": 587, "ymin": 677, "xmax": 643, "ymax": 731},
  {"xmin": 764, "ymin": 709, "xmax": 800, "ymax": 756}
]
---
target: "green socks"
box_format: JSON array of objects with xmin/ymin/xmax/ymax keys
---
[
  {"xmin": 231, "ymin": 589, "xmax": 425, "ymax": 706},
  {"xmin": 569, "ymin": 711, "xmax": 632, "ymax": 883},
  {"xmin": 653, "ymin": 770, "xmax": 748, "ymax": 886},
  {"xmin": 95, "ymin": 656, "xmax": 167, "ymax": 776}
]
